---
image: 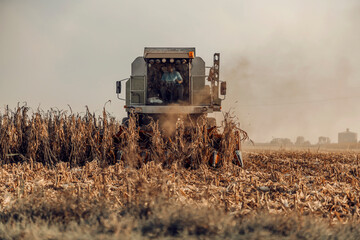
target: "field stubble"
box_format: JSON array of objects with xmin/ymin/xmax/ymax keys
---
[
  {"xmin": 1, "ymin": 151, "xmax": 360, "ymax": 220},
  {"xmin": 0, "ymin": 151, "xmax": 359, "ymax": 239},
  {"xmin": 1, "ymin": 106, "xmax": 360, "ymax": 239}
]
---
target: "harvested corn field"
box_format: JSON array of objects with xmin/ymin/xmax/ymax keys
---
[
  {"xmin": 1, "ymin": 107, "xmax": 360, "ymax": 239},
  {"xmin": 1, "ymin": 150, "xmax": 360, "ymax": 221},
  {"xmin": 1, "ymin": 151, "xmax": 360, "ymax": 239}
]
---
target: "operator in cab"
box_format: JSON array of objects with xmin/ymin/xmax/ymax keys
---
[{"xmin": 160, "ymin": 65, "xmax": 184, "ymax": 103}]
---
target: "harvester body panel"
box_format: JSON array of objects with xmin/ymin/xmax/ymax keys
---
[{"xmin": 119, "ymin": 47, "xmax": 224, "ymax": 118}]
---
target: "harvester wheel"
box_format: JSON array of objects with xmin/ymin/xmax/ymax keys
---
[
  {"xmin": 122, "ymin": 117, "xmax": 129, "ymax": 127},
  {"xmin": 234, "ymin": 150, "xmax": 244, "ymax": 167},
  {"xmin": 116, "ymin": 150, "xmax": 123, "ymax": 162},
  {"xmin": 210, "ymin": 151, "xmax": 220, "ymax": 167},
  {"xmin": 206, "ymin": 117, "xmax": 216, "ymax": 128}
]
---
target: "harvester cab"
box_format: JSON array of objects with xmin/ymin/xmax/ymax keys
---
[{"xmin": 116, "ymin": 47, "xmax": 226, "ymax": 126}]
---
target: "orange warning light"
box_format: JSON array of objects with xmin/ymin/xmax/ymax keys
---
[{"xmin": 189, "ymin": 51, "xmax": 195, "ymax": 58}]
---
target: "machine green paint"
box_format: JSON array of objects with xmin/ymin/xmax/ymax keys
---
[{"xmin": 116, "ymin": 47, "xmax": 226, "ymax": 125}]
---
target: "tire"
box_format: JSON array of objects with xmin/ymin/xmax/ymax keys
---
[
  {"xmin": 122, "ymin": 117, "xmax": 129, "ymax": 127},
  {"xmin": 206, "ymin": 117, "xmax": 216, "ymax": 128}
]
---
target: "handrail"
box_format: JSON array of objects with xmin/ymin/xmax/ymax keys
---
[{"xmin": 116, "ymin": 78, "xmax": 129, "ymax": 101}]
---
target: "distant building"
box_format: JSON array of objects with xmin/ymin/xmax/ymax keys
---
[
  {"xmin": 295, "ymin": 136, "xmax": 305, "ymax": 145},
  {"xmin": 338, "ymin": 129, "xmax": 357, "ymax": 143},
  {"xmin": 318, "ymin": 136, "xmax": 330, "ymax": 145},
  {"xmin": 295, "ymin": 136, "xmax": 311, "ymax": 146},
  {"xmin": 270, "ymin": 138, "xmax": 293, "ymax": 145}
]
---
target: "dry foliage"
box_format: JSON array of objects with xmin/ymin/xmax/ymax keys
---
[
  {"xmin": 1, "ymin": 106, "xmax": 360, "ymax": 238},
  {"xmin": 0, "ymin": 150, "xmax": 359, "ymax": 223},
  {"xmin": 0, "ymin": 105, "xmax": 120, "ymax": 166},
  {"xmin": 0, "ymin": 105, "xmax": 246, "ymax": 168}
]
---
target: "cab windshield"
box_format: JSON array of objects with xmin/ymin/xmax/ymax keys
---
[{"xmin": 146, "ymin": 59, "xmax": 190, "ymax": 105}]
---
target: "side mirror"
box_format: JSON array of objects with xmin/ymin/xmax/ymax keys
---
[
  {"xmin": 116, "ymin": 81, "xmax": 121, "ymax": 94},
  {"xmin": 220, "ymin": 82, "xmax": 226, "ymax": 95}
]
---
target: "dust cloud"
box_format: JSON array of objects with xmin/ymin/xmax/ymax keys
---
[
  {"xmin": 221, "ymin": 1, "xmax": 360, "ymax": 143},
  {"xmin": 0, "ymin": 1, "xmax": 359, "ymax": 144}
]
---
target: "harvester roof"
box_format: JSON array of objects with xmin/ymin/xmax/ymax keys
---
[{"xmin": 144, "ymin": 47, "xmax": 196, "ymax": 59}]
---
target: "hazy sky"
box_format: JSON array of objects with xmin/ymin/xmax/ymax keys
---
[{"xmin": 1, "ymin": 0, "xmax": 359, "ymax": 143}]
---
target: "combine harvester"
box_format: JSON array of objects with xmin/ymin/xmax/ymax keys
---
[{"xmin": 115, "ymin": 47, "xmax": 244, "ymax": 167}]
